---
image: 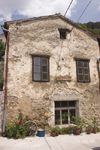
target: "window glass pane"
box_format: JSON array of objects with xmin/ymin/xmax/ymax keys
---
[
  {"xmin": 42, "ymin": 58, "xmax": 47, "ymax": 65},
  {"xmin": 84, "ymin": 68, "xmax": 88, "ymax": 74},
  {"xmin": 61, "ymin": 101, "xmax": 68, "ymax": 107},
  {"xmin": 78, "ymin": 61, "xmax": 82, "ymax": 67},
  {"xmin": 70, "ymin": 109, "xmax": 75, "ymax": 123},
  {"xmin": 79, "ymin": 75, "xmax": 83, "ymax": 81},
  {"xmin": 42, "ymin": 66, "xmax": 47, "ymax": 72},
  {"xmin": 42, "ymin": 73, "xmax": 48, "ymax": 80},
  {"xmin": 34, "ymin": 66, "xmax": 40, "ymax": 72},
  {"xmin": 84, "ymin": 75, "xmax": 89, "ymax": 81},
  {"xmin": 55, "ymin": 110, "xmax": 60, "ymax": 125},
  {"xmin": 34, "ymin": 58, "xmax": 40, "ymax": 65},
  {"xmin": 34, "ymin": 73, "xmax": 40, "ymax": 80},
  {"xmin": 69, "ymin": 101, "xmax": 75, "ymax": 107},
  {"xmin": 60, "ymin": 31, "xmax": 66, "ymax": 39},
  {"xmin": 84, "ymin": 62, "xmax": 88, "ymax": 67},
  {"xmin": 78, "ymin": 68, "xmax": 82, "ymax": 73},
  {"xmin": 55, "ymin": 101, "xmax": 60, "ymax": 108},
  {"xmin": 62, "ymin": 110, "xmax": 68, "ymax": 124}
]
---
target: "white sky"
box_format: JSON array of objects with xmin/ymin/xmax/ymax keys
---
[
  {"xmin": 0, "ymin": 0, "xmax": 100, "ymax": 33},
  {"xmin": 0, "ymin": 0, "xmax": 76, "ymax": 21}
]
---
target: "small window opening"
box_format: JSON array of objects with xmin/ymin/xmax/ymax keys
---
[{"xmin": 60, "ymin": 31, "xmax": 66, "ymax": 39}]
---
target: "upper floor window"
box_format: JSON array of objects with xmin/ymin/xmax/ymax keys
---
[
  {"xmin": 32, "ymin": 56, "xmax": 49, "ymax": 82},
  {"xmin": 60, "ymin": 31, "xmax": 66, "ymax": 39},
  {"xmin": 76, "ymin": 60, "xmax": 90, "ymax": 82}
]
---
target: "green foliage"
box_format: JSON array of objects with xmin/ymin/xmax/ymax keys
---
[
  {"xmin": 71, "ymin": 116, "xmax": 85, "ymax": 132},
  {"xmin": 59, "ymin": 126, "xmax": 73, "ymax": 135},
  {"xmin": 78, "ymin": 22, "xmax": 100, "ymax": 36},
  {"xmin": 0, "ymin": 70, "xmax": 3, "ymax": 91},
  {"xmin": 87, "ymin": 124, "xmax": 93, "ymax": 130},
  {"xmin": 92, "ymin": 116, "xmax": 99, "ymax": 129},
  {"xmin": 97, "ymin": 127, "xmax": 100, "ymax": 132},
  {"xmin": 5, "ymin": 113, "xmax": 30, "ymax": 139},
  {"xmin": 50, "ymin": 126, "xmax": 60, "ymax": 133},
  {"xmin": 0, "ymin": 41, "xmax": 6, "ymax": 60},
  {"xmin": 62, "ymin": 112, "xmax": 69, "ymax": 122},
  {"xmin": 78, "ymin": 23, "xmax": 87, "ymax": 29}
]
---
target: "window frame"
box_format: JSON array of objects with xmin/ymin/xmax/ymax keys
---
[
  {"xmin": 55, "ymin": 101, "xmax": 79, "ymax": 125},
  {"xmin": 32, "ymin": 56, "xmax": 49, "ymax": 82},
  {"xmin": 76, "ymin": 59, "xmax": 90, "ymax": 83}
]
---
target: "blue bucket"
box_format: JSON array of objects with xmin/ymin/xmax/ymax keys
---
[{"xmin": 37, "ymin": 129, "xmax": 45, "ymax": 137}]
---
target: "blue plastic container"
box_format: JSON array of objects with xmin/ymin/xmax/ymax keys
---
[{"xmin": 37, "ymin": 129, "xmax": 45, "ymax": 137}]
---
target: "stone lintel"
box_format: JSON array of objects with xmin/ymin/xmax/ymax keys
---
[
  {"xmin": 52, "ymin": 94, "xmax": 82, "ymax": 101},
  {"xmin": 56, "ymin": 75, "xmax": 72, "ymax": 81}
]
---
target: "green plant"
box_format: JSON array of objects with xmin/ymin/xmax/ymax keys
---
[
  {"xmin": 5, "ymin": 119, "xmax": 29, "ymax": 139},
  {"xmin": 59, "ymin": 126, "xmax": 73, "ymax": 135},
  {"xmin": 92, "ymin": 116, "xmax": 99, "ymax": 129},
  {"xmin": 5, "ymin": 113, "xmax": 30, "ymax": 139},
  {"xmin": 71, "ymin": 116, "xmax": 85, "ymax": 133},
  {"xmin": 0, "ymin": 41, "xmax": 6, "ymax": 60},
  {"xmin": 87, "ymin": 124, "xmax": 93, "ymax": 130},
  {"xmin": 97, "ymin": 127, "xmax": 100, "ymax": 132},
  {"xmin": 50, "ymin": 126, "xmax": 60, "ymax": 133}
]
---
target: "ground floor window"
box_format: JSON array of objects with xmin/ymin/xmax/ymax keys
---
[{"xmin": 55, "ymin": 101, "xmax": 79, "ymax": 125}]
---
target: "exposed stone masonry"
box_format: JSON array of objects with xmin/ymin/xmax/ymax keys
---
[
  {"xmin": 0, "ymin": 91, "xmax": 4, "ymax": 133},
  {"xmin": 3, "ymin": 14, "xmax": 100, "ymax": 131}
]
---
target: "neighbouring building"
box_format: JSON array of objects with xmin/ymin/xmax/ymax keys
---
[{"xmin": 2, "ymin": 14, "xmax": 100, "ymax": 131}]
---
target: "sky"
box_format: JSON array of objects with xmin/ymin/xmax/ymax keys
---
[{"xmin": 0, "ymin": 0, "xmax": 100, "ymax": 34}]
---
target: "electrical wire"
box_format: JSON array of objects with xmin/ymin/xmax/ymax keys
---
[
  {"xmin": 64, "ymin": 0, "xmax": 74, "ymax": 17},
  {"xmin": 76, "ymin": 0, "xmax": 92, "ymax": 23}
]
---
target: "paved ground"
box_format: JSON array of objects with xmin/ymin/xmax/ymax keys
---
[{"xmin": 0, "ymin": 133, "xmax": 100, "ymax": 150}]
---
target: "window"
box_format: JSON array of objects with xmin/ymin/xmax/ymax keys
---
[
  {"xmin": 0, "ymin": 39, "xmax": 2, "ymax": 42},
  {"xmin": 32, "ymin": 56, "xmax": 49, "ymax": 82},
  {"xmin": 60, "ymin": 31, "xmax": 66, "ymax": 39},
  {"xmin": 76, "ymin": 60, "xmax": 90, "ymax": 82},
  {"xmin": 55, "ymin": 101, "xmax": 78, "ymax": 125},
  {"xmin": 60, "ymin": 30, "xmax": 66, "ymax": 39}
]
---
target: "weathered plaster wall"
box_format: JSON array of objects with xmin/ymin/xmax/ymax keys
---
[
  {"xmin": 0, "ymin": 91, "xmax": 4, "ymax": 133},
  {"xmin": 6, "ymin": 17, "xmax": 100, "ymax": 130}
]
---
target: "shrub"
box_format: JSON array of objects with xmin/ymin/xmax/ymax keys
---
[
  {"xmin": 5, "ymin": 113, "xmax": 30, "ymax": 139},
  {"xmin": 59, "ymin": 126, "xmax": 73, "ymax": 135},
  {"xmin": 5, "ymin": 119, "xmax": 29, "ymax": 139},
  {"xmin": 87, "ymin": 124, "xmax": 93, "ymax": 130},
  {"xmin": 92, "ymin": 116, "xmax": 99, "ymax": 129},
  {"xmin": 50, "ymin": 126, "xmax": 60, "ymax": 133},
  {"xmin": 71, "ymin": 116, "xmax": 85, "ymax": 133},
  {"xmin": 97, "ymin": 127, "xmax": 100, "ymax": 132}
]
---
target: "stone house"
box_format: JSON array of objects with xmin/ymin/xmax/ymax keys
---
[{"xmin": 2, "ymin": 13, "xmax": 100, "ymax": 131}]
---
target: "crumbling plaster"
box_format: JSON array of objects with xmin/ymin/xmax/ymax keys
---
[{"xmin": 6, "ymin": 17, "xmax": 100, "ymax": 129}]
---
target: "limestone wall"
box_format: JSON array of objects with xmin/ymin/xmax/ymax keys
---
[
  {"xmin": 0, "ymin": 91, "xmax": 4, "ymax": 133},
  {"xmin": 5, "ymin": 16, "xmax": 100, "ymax": 130}
]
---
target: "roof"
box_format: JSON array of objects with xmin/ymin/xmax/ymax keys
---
[{"xmin": 2, "ymin": 13, "xmax": 100, "ymax": 39}]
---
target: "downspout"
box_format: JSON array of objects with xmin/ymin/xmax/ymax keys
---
[
  {"xmin": 97, "ymin": 57, "xmax": 100, "ymax": 93},
  {"xmin": 1, "ymin": 26, "xmax": 10, "ymax": 136}
]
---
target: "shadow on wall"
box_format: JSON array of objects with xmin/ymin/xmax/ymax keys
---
[{"xmin": 92, "ymin": 147, "xmax": 100, "ymax": 150}]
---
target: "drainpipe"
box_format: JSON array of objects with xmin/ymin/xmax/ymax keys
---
[
  {"xmin": 97, "ymin": 57, "xmax": 100, "ymax": 93},
  {"xmin": 1, "ymin": 26, "xmax": 10, "ymax": 136}
]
